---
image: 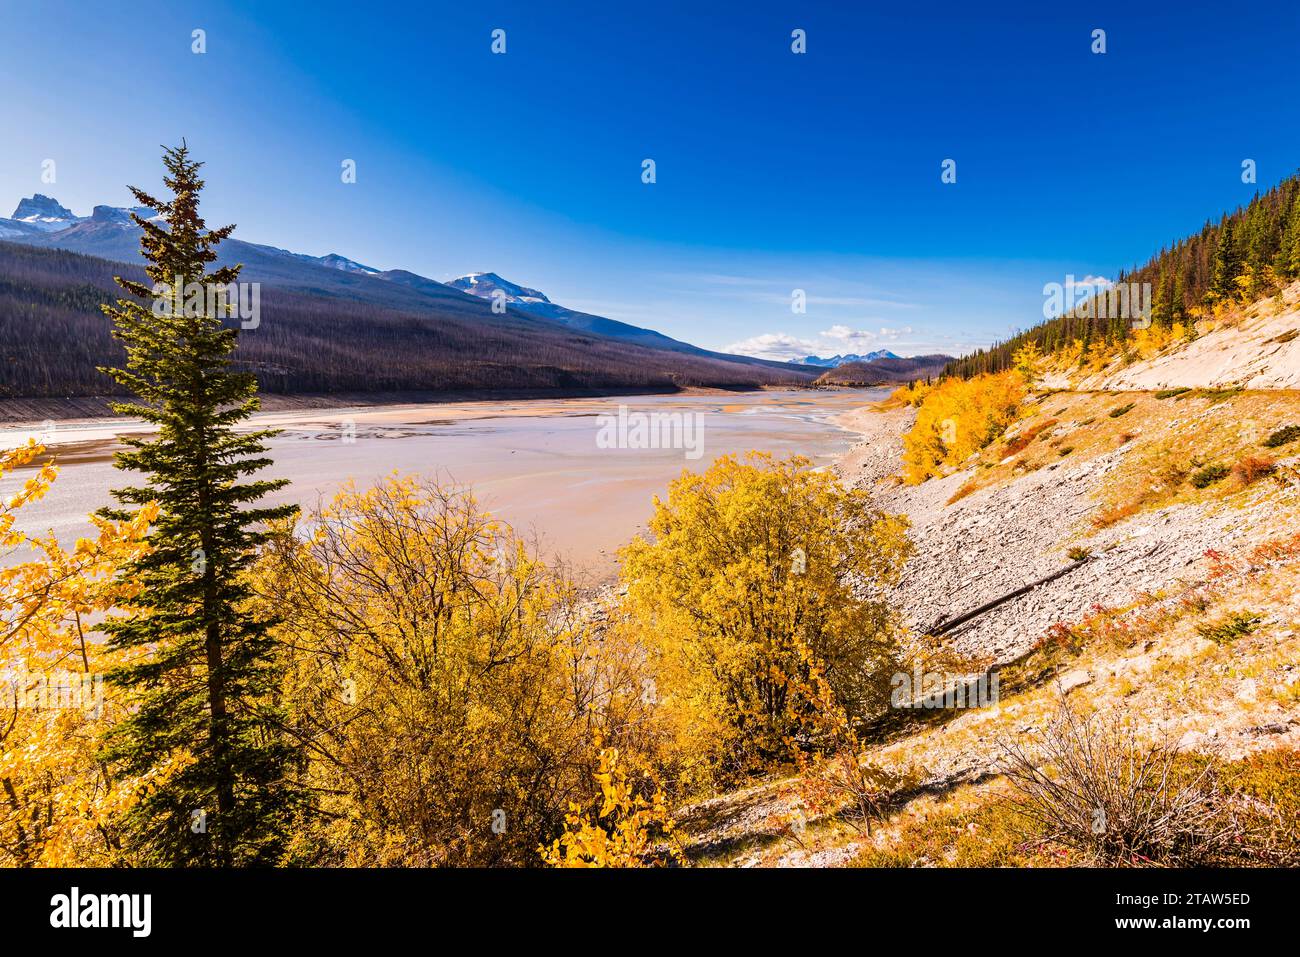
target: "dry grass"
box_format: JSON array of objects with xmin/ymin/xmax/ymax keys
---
[
  {"xmin": 852, "ymin": 744, "xmax": 1300, "ymax": 868},
  {"xmin": 1092, "ymin": 501, "xmax": 1140, "ymax": 529},
  {"xmin": 971, "ymin": 391, "xmax": 1297, "ymax": 499},
  {"xmin": 946, "ymin": 478, "xmax": 979, "ymax": 505},
  {"xmin": 1002, "ymin": 418, "xmax": 1058, "ymax": 456},
  {"xmin": 926, "ymin": 389, "xmax": 1300, "ymax": 531},
  {"xmin": 1000, "ymin": 702, "xmax": 1250, "ymax": 866},
  {"xmin": 1233, "ymin": 454, "xmax": 1278, "ymax": 486}
]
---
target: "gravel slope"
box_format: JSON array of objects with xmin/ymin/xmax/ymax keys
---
[{"xmin": 835, "ymin": 397, "xmax": 1300, "ymax": 663}]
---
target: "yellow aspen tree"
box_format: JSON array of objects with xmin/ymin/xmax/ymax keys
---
[{"xmin": 0, "ymin": 442, "xmax": 158, "ymax": 866}]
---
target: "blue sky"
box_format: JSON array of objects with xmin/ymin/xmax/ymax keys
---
[{"xmin": 2, "ymin": 0, "xmax": 1299, "ymax": 359}]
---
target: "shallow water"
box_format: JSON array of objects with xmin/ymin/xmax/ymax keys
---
[{"xmin": 4, "ymin": 389, "xmax": 886, "ymax": 581}]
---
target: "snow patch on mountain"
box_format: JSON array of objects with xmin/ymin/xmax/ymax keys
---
[
  {"xmin": 796, "ymin": 351, "xmax": 901, "ymax": 367},
  {"xmin": 309, "ymin": 253, "xmax": 379, "ymax": 274},
  {"xmin": 11, "ymin": 194, "xmax": 81, "ymax": 231},
  {"xmin": 445, "ymin": 272, "xmax": 578, "ymax": 320},
  {"xmin": 448, "ymin": 272, "xmax": 551, "ymax": 304}
]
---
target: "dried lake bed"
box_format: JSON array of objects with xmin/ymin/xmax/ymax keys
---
[{"xmin": 2, "ymin": 389, "xmax": 886, "ymax": 580}]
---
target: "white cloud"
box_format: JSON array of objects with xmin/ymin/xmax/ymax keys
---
[
  {"xmin": 722, "ymin": 332, "xmax": 822, "ymax": 360},
  {"xmin": 821, "ymin": 324, "xmax": 870, "ymax": 342},
  {"xmin": 818, "ymin": 324, "xmax": 879, "ymax": 353},
  {"xmin": 725, "ymin": 324, "xmax": 918, "ymax": 361},
  {"xmin": 1066, "ymin": 274, "xmax": 1113, "ymax": 290}
]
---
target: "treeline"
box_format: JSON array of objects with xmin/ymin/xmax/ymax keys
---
[
  {"xmin": 947, "ymin": 170, "xmax": 1300, "ymax": 378},
  {"xmin": 0, "ymin": 240, "xmax": 812, "ymax": 399}
]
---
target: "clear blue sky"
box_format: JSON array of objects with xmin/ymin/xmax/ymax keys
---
[{"xmin": 3, "ymin": 0, "xmax": 1298, "ymax": 358}]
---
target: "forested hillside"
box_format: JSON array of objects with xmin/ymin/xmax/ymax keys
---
[
  {"xmin": 0, "ymin": 241, "xmax": 815, "ymax": 399},
  {"xmin": 815, "ymin": 354, "xmax": 952, "ymax": 386},
  {"xmin": 948, "ymin": 171, "xmax": 1300, "ymax": 378}
]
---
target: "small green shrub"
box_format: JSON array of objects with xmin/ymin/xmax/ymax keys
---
[
  {"xmin": 1263, "ymin": 425, "xmax": 1300, "ymax": 449},
  {"xmin": 1058, "ymin": 446, "xmax": 1074, "ymax": 457},
  {"xmin": 1155, "ymin": 387, "xmax": 1191, "ymax": 400},
  {"xmin": 1190, "ymin": 463, "xmax": 1231, "ymax": 488},
  {"xmin": 1199, "ymin": 387, "xmax": 1243, "ymax": 403},
  {"xmin": 1109, "ymin": 403, "xmax": 1136, "ymax": 418},
  {"xmin": 1196, "ymin": 611, "xmax": 1262, "ymax": 644}
]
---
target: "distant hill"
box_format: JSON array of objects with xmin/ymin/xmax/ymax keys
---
[
  {"xmin": 0, "ymin": 240, "xmax": 817, "ymax": 402},
  {"xmin": 0, "ymin": 196, "xmax": 803, "ymax": 377},
  {"xmin": 0, "ymin": 194, "xmax": 820, "ymax": 403},
  {"xmin": 815, "ymin": 354, "xmax": 952, "ymax": 386},
  {"xmin": 445, "ymin": 272, "xmax": 802, "ymax": 372}
]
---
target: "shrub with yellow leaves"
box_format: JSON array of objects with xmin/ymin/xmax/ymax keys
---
[
  {"xmin": 889, "ymin": 379, "xmax": 932, "ymax": 408},
  {"xmin": 0, "ymin": 441, "xmax": 157, "ymax": 866},
  {"xmin": 1012, "ymin": 342, "xmax": 1043, "ymax": 386},
  {"xmin": 259, "ymin": 474, "xmax": 652, "ymax": 867},
  {"xmin": 540, "ymin": 746, "xmax": 682, "ymax": 867},
  {"xmin": 901, "ymin": 371, "xmax": 1026, "ymax": 483},
  {"xmin": 618, "ymin": 453, "xmax": 911, "ymax": 786}
]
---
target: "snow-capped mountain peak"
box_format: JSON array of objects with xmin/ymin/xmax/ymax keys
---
[
  {"xmin": 11, "ymin": 194, "xmax": 81, "ymax": 231},
  {"xmin": 448, "ymin": 272, "xmax": 552, "ymax": 305},
  {"xmin": 795, "ymin": 350, "xmax": 901, "ymax": 367},
  {"xmin": 313, "ymin": 253, "xmax": 379, "ymax": 274},
  {"xmin": 90, "ymin": 205, "xmax": 160, "ymax": 227}
]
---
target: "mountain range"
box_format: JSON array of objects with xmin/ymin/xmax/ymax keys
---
[
  {"xmin": 0, "ymin": 195, "xmax": 927, "ymax": 407},
  {"xmin": 0, "ymin": 196, "xmax": 812, "ymax": 369},
  {"xmin": 794, "ymin": 350, "xmax": 901, "ymax": 368}
]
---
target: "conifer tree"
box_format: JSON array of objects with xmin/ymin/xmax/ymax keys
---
[
  {"xmin": 943, "ymin": 169, "xmax": 1300, "ymax": 379},
  {"xmin": 1151, "ymin": 270, "xmax": 1172, "ymax": 328},
  {"xmin": 1209, "ymin": 217, "xmax": 1242, "ymax": 301},
  {"xmin": 1280, "ymin": 195, "xmax": 1300, "ymax": 279},
  {"xmin": 1171, "ymin": 272, "xmax": 1187, "ymax": 324},
  {"xmin": 98, "ymin": 143, "xmax": 296, "ymax": 866}
]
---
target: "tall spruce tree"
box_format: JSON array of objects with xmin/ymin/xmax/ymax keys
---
[
  {"xmin": 1209, "ymin": 217, "xmax": 1242, "ymax": 302},
  {"xmin": 1281, "ymin": 195, "xmax": 1300, "ymax": 279},
  {"xmin": 99, "ymin": 144, "xmax": 296, "ymax": 866}
]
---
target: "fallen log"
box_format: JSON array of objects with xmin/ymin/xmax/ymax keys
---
[{"xmin": 922, "ymin": 554, "xmax": 1094, "ymax": 637}]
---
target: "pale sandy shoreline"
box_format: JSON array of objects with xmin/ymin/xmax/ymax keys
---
[
  {"xmin": 0, "ymin": 385, "xmax": 826, "ymax": 436},
  {"xmin": 2, "ymin": 388, "xmax": 850, "ymax": 452}
]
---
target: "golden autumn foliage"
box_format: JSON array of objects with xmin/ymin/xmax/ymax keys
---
[
  {"xmin": 890, "ymin": 379, "xmax": 932, "ymax": 408},
  {"xmin": 0, "ymin": 441, "xmax": 159, "ymax": 867},
  {"xmin": 901, "ymin": 371, "xmax": 1027, "ymax": 483},
  {"xmin": 259, "ymin": 475, "xmax": 653, "ymax": 866},
  {"xmin": 618, "ymin": 453, "xmax": 911, "ymax": 786},
  {"xmin": 1128, "ymin": 322, "xmax": 1180, "ymax": 360},
  {"xmin": 1012, "ymin": 342, "xmax": 1043, "ymax": 386},
  {"xmin": 6, "ymin": 445, "xmax": 917, "ymax": 867},
  {"xmin": 540, "ymin": 746, "xmax": 682, "ymax": 867}
]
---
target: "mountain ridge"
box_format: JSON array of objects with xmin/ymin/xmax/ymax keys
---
[
  {"xmin": 814, "ymin": 354, "xmax": 953, "ymax": 386},
  {"xmin": 796, "ymin": 350, "xmax": 900, "ymax": 367},
  {"xmin": 0, "ymin": 236, "xmax": 818, "ymax": 405},
  {"xmin": 0, "ymin": 194, "xmax": 804, "ymax": 375}
]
